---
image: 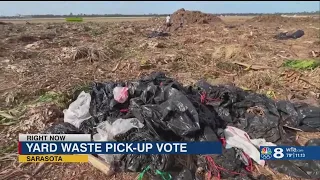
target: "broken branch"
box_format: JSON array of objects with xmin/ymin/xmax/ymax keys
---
[{"xmin": 233, "ymin": 61, "xmax": 273, "ymax": 70}]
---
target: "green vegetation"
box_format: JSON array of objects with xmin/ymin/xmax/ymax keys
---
[
  {"xmin": 71, "ymin": 84, "xmax": 91, "ymax": 94},
  {"xmin": 36, "ymin": 91, "xmax": 68, "ymax": 108},
  {"xmin": 65, "ymin": 17, "xmax": 83, "ymax": 22},
  {"xmin": 0, "ymin": 143, "xmax": 17, "ymax": 154},
  {"xmin": 283, "ymin": 59, "xmax": 320, "ymax": 70}
]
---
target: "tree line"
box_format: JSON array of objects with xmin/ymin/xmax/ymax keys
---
[{"xmin": 1, "ymin": 11, "xmax": 319, "ymax": 19}]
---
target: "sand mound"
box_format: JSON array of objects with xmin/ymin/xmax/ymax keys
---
[
  {"xmin": 171, "ymin": 8, "xmax": 224, "ymax": 26},
  {"xmin": 248, "ymin": 15, "xmax": 318, "ymax": 24}
]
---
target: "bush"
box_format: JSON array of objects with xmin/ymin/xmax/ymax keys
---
[{"xmin": 65, "ymin": 17, "xmax": 83, "ymax": 22}]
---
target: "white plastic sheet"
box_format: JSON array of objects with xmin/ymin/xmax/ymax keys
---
[
  {"xmin": 93, "ymin": 118, "xmax": 144, "ymax": 162},
  {"xmin": 224, "ymin": 126, "xmax": 277, "ymax": 166},
  {"xmin": 63, "ymin": 91, "xmax": 91, "ymax": 128}
]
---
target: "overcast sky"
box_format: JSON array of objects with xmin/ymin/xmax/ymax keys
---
[{"xmin": 0, "ymin": 1, "xmax": 319, "ymax": 16}]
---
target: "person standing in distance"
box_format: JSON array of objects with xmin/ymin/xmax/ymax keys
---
[{"xmin": 166, "ymin": 15, "xmax": 171, "ymax": 31}]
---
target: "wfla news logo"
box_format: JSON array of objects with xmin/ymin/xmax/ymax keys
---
[{"xmin": 260, "ymin": 147, "xmax": 285, "ymax": 160}]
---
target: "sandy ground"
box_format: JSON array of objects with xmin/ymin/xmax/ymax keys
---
[
  {"xmin": 0, "ymin": 17, "xmax": 153, "ymax": 24},
  {"xmin": 0, "ymin": 15, "xmax": 320, "ymax": 180}
]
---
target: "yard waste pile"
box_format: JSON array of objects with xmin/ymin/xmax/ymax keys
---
[
  {"xmin": 169, "ymin": 9, "xmax": 224, "ymax": 31},
  {"xmin": 44, "ymin": 72, "xmax": 320, "ymax": 180}
]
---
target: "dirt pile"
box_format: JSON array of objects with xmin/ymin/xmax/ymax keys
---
[
  {"xmin": 248, "ymin": 15, "xmax": 290, "ymax": 23},
  {"xmin": 0, "ymin": 21, "xmax": 12, "ymax": 25},
  {"xmin": 171, "ymin": 8, "xmax": 224, "ymax": 26}
]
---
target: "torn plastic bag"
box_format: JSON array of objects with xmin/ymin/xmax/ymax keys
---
[
  {"xmin": 290, "ymin": 30, "xmax": 304, "ymax": 39},
  {"xmin": 195, "ymin": 80, "xmax": 248, "ymax": 108},
  {"xmin": 274, "ymin": 30, "xmax": 304, "ymax": 40},
  {"xmin": 206, "ymin": 148, "xmax": 249, "ymax": 179},
  {"xmin": 113, "ymin": 86, "xmax": 129, "ymax": 103},
  {"xmin": 114, "ymin": 127, "xmax": 174, "ymax": 173},
  {"xmin": 93, "ymin": 118, "xmax": 144, "ymax": 162},
  {"xmin": 229, "ymin": 174, "xmax": 273, "ymax": 180},
  {"xmin": 231, "ymin": 93, "xmax": 282, "ymax": 142},
  {"xmin": 130, "ymin": 85, "xmax": 201, "ymax": 138},
  {"xmin": 174, "ymin": 169, "xmax": 196, "ymax": 180},
  {"xmin": 89, "ymin": 81, "xmax": 130, "ymax": 124},
  {"xmin": 93, "ymin": 118, "xmax": 144, "ymax": 142},
  {"xmin": 128, "ymin": 72, "xmax": 186, "ymax": 99},
  {"xmin": 236, "ymin": 148, "xmax": 250, "ymax": 166},
  {"xmin": 43, "ymin": 122, "xmax": 82, "ymax": 134},
  {"xmin": 276, "ymin": 100, "xmax": 320, "ymax": 131},
  {"xmin": 268, "ymin": 137, "xmax": 320, "ymax": 179},
  {"xmin": 274, "ymin": 32, "xmax": 290, "ymax": 40},
  {"xmin": 198, "ymin": 126, "xmax": 219, "ymax": 142},
  {"xmin": 186, "ymin": 91, "xmax": 222, "ymax": 130},
  {"xmin": 267, "ymin": 159, "xmax": 320, "ymax": 179},
  {"xmin": 195, "ymin": 81, "xmax": 282, "ymax": 142},
  {"xmin": 79, "ymin": 117, "xmax": 99, "ymax": 135},
  {"xmin": 63, "ymin": 91, "xmax": 91, "ymax": 128},
  {"xmin": 224, "ymin": 126, "xmax": 276, "ymax": 166},
  {"xmin": 148, "ymin": 31, "xmax": 170, "ymax": 38}
]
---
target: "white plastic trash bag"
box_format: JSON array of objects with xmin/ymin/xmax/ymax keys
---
[
  {"xmin": 93, "ymin": 118, "xmax": 144, "ymax": 162},
  {"xmin": 63, "ymin": 91, "xmax": 91, "ymax": 128},
  {"xmin": 93, "ymin": 118, "xmax": 144, "ymax": 141}
]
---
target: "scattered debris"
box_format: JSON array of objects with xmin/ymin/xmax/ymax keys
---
[
  {"xmin": 43, "ymin": 72, "xmax": 320, "ymax": 179},
  {"xmin": 1, "ymin": 12, "xmax": 320, "ymax": 180},
  {"xmin": 147, "ymin": 31, "xmax": 170, "ymax": 38},
  {"xmin": 233, "ymin": 61, "xmax": 274, "ymax": 70},
  {"xmin": 274, "ymin": 30, "xmax": 304, "ymax": 40}
]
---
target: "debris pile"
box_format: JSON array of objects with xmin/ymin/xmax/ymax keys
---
[
  {"xmin": 248, "ymin": 15, "xmax": 319, "ymax": 24},
  {"xmin": 248, "ymin": 15, "xmax": 290, "ymax": 23},
  {"xmin": 43, "ymin": 72, "xmax": 320, "ymax": 180},
  {"xmin": 170, "ymin": 8, "xmax": 224, "ymax": 29}
]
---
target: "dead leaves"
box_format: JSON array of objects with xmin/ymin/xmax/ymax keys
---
[
  {"xmin": 281, "ymin": 70, "xmax": 320, "ymax": 90},
  {"xmin": 247, "ymin": 106, "xmax": 265, "ymax": 117}
]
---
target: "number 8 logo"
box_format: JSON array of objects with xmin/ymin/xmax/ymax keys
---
[{"xmin": 273, "ymin": 148, "xmax": 284, "ymax": 159}]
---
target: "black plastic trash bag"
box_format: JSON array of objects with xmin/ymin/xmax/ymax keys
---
[
  {"xmin": 174, "ymin": 169, "xmax": 196, "ymax": 180},
  {"xmin": 130, "ymin": 85, "xmax": 201, "ymax": 139},
  {"xmin": 267, "ymin": 138, "xmax": 320, "ymax": 180},
  {"xmin": 229, "ymin": 174, "xmax": 273, "ymax": 180},
  {"xmin": 41, "ymin": 72, "xmax": 320, "ymax": 179},
  {"xmin": 232, "ymin": 92, "xmax": 282, "ymax": 142},
  {"xmin": 43, "ymin": 122, "xmax": 82, "ymax": 134},
  {"xmin": 267, "ymin": 159, "xmax": 320, "ymax": 179},
  {"xmin": 274, "ymin": 32, "xmax": 291, "ymax": 40},
  {"xmin": 276, "ymin": 100, "xmax": 320, "ymax": 131},
  {"xmin": 206, "ymin": 148, "xmax": 248, "ymax": 179},
  {"xmin": 197, "ymin": 126, "xmax": 219, "ymax": 142},
  {"xmin": 79, "ymin": 117, "xmax": 99, "ymax": 135},
  {"xmin": 195, "ymin": 81, "xmax": 282, "ymax": 142},
  {"xmin": 274, "ymin": 30, "xmax": 304, "ymax": 40},
  {"xmin": 85, "ymin": 81, "xmax": 130, "ymax": 134},
  {"xmin": 148, "ymin": 31, "xmax": 170, "ymax": 38},
  {"xmin": 114, "ymin": 127, "xmax": 174, "ymax": 173},
  {"xmin": 89, "ymin": 81, "xmax": 129, "ymax": 121},
  {"xmin": 290, "ymin": 30, "xmax": 304, "ymax": 39}
]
